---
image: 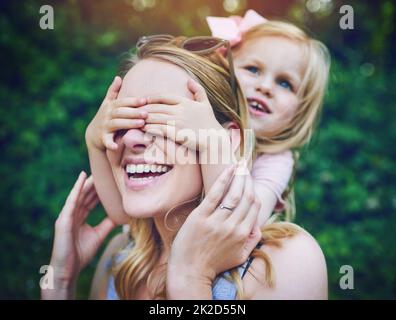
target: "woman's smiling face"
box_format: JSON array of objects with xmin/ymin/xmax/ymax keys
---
[{"xmin": 107, "ymin": 59, "xmax": 203, "ymax": 219}]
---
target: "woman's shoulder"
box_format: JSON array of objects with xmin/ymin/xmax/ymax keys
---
[
  {"xmin": 243, "ymin": 223, "xmax": 328, "ymax": 300},
  {"xmin": 89, "ymin": 231, "xmax": 130, "ymax": 299}
]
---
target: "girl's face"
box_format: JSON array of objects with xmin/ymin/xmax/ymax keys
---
[
  {"xmin": 107, "ymin": 59, "xmax": 203, "ymax": 220},
  {"xmin": 233, "ymin": 36, "xmax": 306, "ymax": 137}
]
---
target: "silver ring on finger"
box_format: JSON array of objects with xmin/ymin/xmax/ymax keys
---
[{"xmin": 219, "ymin": 203, "xmax": 234, "ymax": 212}]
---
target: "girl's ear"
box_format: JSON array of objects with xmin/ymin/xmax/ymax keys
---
[{"xmin": 223, "ymin": 121, "xmax": 241, "ymax": 154}]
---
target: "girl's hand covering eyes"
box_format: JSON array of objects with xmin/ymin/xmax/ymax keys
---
[
  {"xmin": 141, "ymin": 79, "xmax": 226, "ymax": 152},
  {"xmin": 167, "ymin": 162, "xmax": 262, "ymax": 294},
  {"xmin": 85, "ymin": 76, "xmax": 148, "ymax": 151}
]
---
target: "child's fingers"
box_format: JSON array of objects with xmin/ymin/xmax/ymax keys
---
[
  {"xmin": 196, "ymin": 165, "xmax": 235, "ymax": 216},
  {"xmin": 105, "ymin": 76, "xmax": 122, "ymax": 101},
  {"xmin": 103, "ymin": 133, "xmax": 118, "ymax": 151},
  {"xmin": 112, "ymin": 97, "xmax": 147, "ymax": 109},
  {"xmin": 187, "ymin": 79, "xmax": 210, "ymax": 103},
  {"xmin": 111, "ymin": 107, "xmax": 148, "ymax": 119},
  {"xmin": 146, "ymin": 95, "xmax": 183, "ymax": 105},
  {"xmin": 143, "ymin": 124, "xmax": 174, "ymax": 139},
  {"xmin": 140, "ymin": 104, "xmax": 176, "ymax": 115},
  {"xmin": 145, "ymin": 113, "xmax": 173, "ymax": 125},
  {"xmin": 107, "ymin": 119, "xmax": 145, "ymax": 131}
]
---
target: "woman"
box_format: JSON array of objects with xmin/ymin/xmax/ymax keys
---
[{"xmin": 42, "ymin": 38, "xmax": 327, "ymax": 299}]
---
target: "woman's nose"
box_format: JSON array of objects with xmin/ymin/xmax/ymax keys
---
[{"xmin": 121, "ymin": 129, "xmax": 153, "ymax": 153}]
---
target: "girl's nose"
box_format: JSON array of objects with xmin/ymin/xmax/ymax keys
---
[
  {"xmin": 256, "ymin": 76, "xmax": 274, "ymax": 98},
  {"xmin": 121, "ymin": 129, "xmax": 154, "ymax": 153}
]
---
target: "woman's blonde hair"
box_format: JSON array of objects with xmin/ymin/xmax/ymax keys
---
[
  {"xmin": 112, "ymin": 39, "xmax": 299, "ymax": 299},
  {"xmin": 234, "ymin": 21, "xmax": 331, "ymax": 221}
]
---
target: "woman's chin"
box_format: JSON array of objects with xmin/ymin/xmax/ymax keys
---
[{"xmin": 122, "ymin": 200, "xmax": 163, "ymax": 219}]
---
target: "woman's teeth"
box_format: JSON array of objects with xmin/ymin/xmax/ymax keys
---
[
  {"xmin": 126, "ymin": 164, "xmax": 171, "ymax": 180},
  {"xmin": 126, "ymin": 164, "xmax": 170, "ymax": 174}
]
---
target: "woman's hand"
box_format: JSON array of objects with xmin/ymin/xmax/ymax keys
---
[
  {"xmin": 85, "ymin": 76, "xmax": 148, "ymax": 151},
  {"xmin": 141, "ymin": 79, "xmax": 226, "ymax": 151},
  {"xmin": 167, "ymin": 163, "xmax": 262, "ymax": 299},
  {"xmin": 44, "ymin": 172, "xmax": 116, "ymax": 297}
]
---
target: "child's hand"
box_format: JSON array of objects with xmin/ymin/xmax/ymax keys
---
[
  {"xmin": 85, "ymin": 76, "xmax": 148, "ymax": 151},
  {"xmin": 141, "ymin": 79, "xmax": 226, "ymax": 151},
  {"xmin": 168, "ymin": 163, "xmax": 262, "ymax": 292},
  {"xmin": 49, "ymin": 172, "xmax": 116, "ymax": 287}
]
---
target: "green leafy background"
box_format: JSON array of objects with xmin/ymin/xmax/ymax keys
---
[{"xmin": 1, "ymin": 0, "xmax": 395, "ymax": 299}]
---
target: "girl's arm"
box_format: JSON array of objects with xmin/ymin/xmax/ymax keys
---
[
  {"xmin": 85, "ymin": 135, "xmax": 127, "ymax": 225},
  {"xmin": 85, "ymin": 76, "xmax": 147, "ymax": 225},
  {"xmin": 251, "ymin": 150, "xmax": 294, "ymax": 226}
]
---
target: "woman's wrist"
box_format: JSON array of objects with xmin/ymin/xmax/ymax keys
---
[
  {"xmin": 48, "ymin": 262, "xmax": 79, "ymax": 289},
  {"xmin": 40, "ymin": 265, "xmax": 78, "ymax": 300},
  {"xmin": 167, "ymin": 267, "xmax": 213, "ymax": 299}
]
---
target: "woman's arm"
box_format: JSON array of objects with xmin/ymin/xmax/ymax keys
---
[{"xmin": 243, "ymin": 225, "xmax": 328, "ymax": 299}]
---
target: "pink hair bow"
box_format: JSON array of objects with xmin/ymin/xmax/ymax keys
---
[{"xmin": 206, "ymin": 9, "xmax": 267, "ymax": 47}]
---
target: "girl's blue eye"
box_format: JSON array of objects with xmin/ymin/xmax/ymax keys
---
[
  {"xmin": 278, "ymin": 79, "xmax": 293, "ymax": 91},
  {"xmin": 245, "ymin": 66, "xmax": 259, "ymax": 74}
]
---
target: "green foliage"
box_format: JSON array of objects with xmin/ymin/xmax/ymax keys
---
[{"xmin": 1, "ymin": 0, "xmax": 395, "ymax": 299}]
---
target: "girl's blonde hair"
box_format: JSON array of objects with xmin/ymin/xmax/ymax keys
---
[
  {"xmin": 112, "ymin": 40, "xmax": 300, "ymax": 299},
  {"xmin": 234, "ymin": 21, "xmax": 331, "ymax": 221},
  {"xmin": 234, "ymin": 20, "xmax": 331, "ymax": 153}
]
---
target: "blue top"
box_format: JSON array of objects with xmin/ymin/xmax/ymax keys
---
[{"xmin": 106, "ymin": 241, "xmax": 254, "ymax": 300}]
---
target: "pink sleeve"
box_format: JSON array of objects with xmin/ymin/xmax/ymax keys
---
[{"xmin": 251, "ymin": 150, "xmax": 294, "ymax": 211}]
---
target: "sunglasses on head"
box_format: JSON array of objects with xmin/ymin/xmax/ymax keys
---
[{"xmin": 136, "ymin": 34, "xmax": 237, "ymax": 97}]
